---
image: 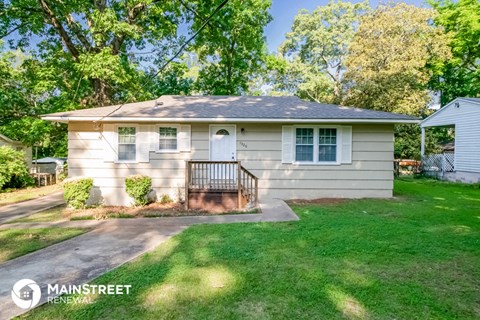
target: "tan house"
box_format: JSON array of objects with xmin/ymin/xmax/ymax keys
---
[
  {"xmin": 0, "ymin": 133, "xmax": 32, "ymax": 167},
  {"xmin": 42, "ymin": 95, "xmax": 418, "ymax": 208}
]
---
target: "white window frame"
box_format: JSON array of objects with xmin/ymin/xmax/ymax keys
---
[
  {"xmin": 293, "ymin": 125, "xmax": 342, "ymax": 165},
  {"xmin": 155, "ymin": 124, "xmax": 180, "ymax": 153},
  {"xmin": 115, "ymin": 124, "xmax": 138, "ymax": 163}
]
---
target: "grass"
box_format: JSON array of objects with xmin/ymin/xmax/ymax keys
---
[
  {"xmin": 0, "ymin": 228, "xmax": 87, "ymax": 263},
  {"xmin": 0, "ymin": 184, "xmax": 61, "ymax": 207},
  {"xmin": 7, "ymin": 205, "xmax": 68, "ymax": 223},
  {"xmin": 23, "ymin": 178, "xmax": 480, "ymax": 319}
]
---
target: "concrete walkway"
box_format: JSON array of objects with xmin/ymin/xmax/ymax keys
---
[
  {"xmin": 0, "ymin": 198, "xmax": 298, "ymax": 319},
  {"xmin": 0, "ymin": 191, "xmax": 65, "ymax": 224}
]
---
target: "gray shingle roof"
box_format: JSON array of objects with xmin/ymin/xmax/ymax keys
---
[{"xmin": 42, "ymin": 95, "xmax": 418, "ymax": 122}]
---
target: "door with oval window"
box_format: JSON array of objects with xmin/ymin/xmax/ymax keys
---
[
  {"xmin": 210, "ymin": 125, "xmax": 236, "ymax": 161},
  {"xmin": 210, "ymin": 125, "xmax": 237, "ymax": 183}
]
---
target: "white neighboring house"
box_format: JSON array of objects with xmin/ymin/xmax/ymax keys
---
[
  {"xmin": 421, "ymin": 97, "xmax": 480, "ymax": 183},
  {"xmin": 42, "ymin": 95, "xmax": 418, "ymax": 208},
  {"xmin": 0, "ymin": 133, "xmax": 32, "ymax": 168}
]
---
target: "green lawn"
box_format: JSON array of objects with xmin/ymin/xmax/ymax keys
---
[
  {"xmin": 0, "ymin": 228, "xmax": 87, "ymax": 263},
  {"xmin": 0, "ymin": 184, "xmax": 61, "ymax": 207},
  {"xmin": 24, "ymin": 179, "xmax": 480, "ymax": 319}
]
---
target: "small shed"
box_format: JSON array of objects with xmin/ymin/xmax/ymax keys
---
[
  {"xmin": 32, "ymin": 157, "xmax": 67, "ymax": 174},
  {"xmin": 420, "ymin": 97, "xmax": 480, "ymax": 183}
]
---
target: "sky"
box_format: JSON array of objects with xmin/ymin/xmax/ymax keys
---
[{"xmin": 264, "ymin": 0, "xmax": 430, "ymax": 52}]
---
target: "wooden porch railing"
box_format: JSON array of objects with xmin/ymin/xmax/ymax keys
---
[{"xmin": 185, "ymin": 161, "xmax": 259, "ymax": 209}]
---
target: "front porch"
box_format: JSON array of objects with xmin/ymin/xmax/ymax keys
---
[{"xmin": 185, "ymin": 161, "xmax": 259, "ymax": 212}]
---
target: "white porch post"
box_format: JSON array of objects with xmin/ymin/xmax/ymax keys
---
[{"xmin": 420, "ymin": 127, "xmax": 425, "ymax": 157}]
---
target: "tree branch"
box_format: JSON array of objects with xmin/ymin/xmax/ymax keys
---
[
  {"xmin": 110, "ymin": 1, "xmax": 157, "ymax": 55},
  {"xmin": 0, "ymin": 23, "xmax": 25, "ymax": 38},
  {"xmin": 38, "ymin": 0, "xmax": 80, "ymax": 61},
  {"xmin": 65, "ymin": 14, "xmax": 92, "ymax": 51}
]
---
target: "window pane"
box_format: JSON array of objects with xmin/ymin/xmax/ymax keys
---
[
  {"xmin": 118, "ymin": 127, "xmax": 136, "ymax": 136},
  {"xmin": 318, "ymin": 128, "xmax": 337, "ymax": 162},
  {"xmin": 159, "ymin": 127, "xmax": 177, "ymax": 137},
  {"xmin": 319, "ymin": 146, "xmax": 336, "ymax": 162},
  {"xmin": 319, "ymin": 128, "xmax": 336, "ymax": 145},
  {"xmin": 159, "ymin": 139, "xmax": 177, "ymax": 150},
  {"xmin": 159, "ymin": 127, "xmax": 177, "ymax": 150},
  {"xmin": 296, "ymin": 128, "xmax": 314, "ymax": 144},
  {"xmin": 296, "ymin": 145, "xmax": 313, "ymax": 161},
  {"xmin": 119, "ymin": 135, "xmax": 136, "ymax": 144},
  {"xmin": 118, "ymin": 144, "xmax": 136, "ymax": 161}
]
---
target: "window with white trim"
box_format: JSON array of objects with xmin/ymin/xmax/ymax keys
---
[
  {"xmin": 118, "ymin": 127, "xmax": 136, "ymax": 161},
  {"xmin": 158, "ymin": 126, "xmax": 178, "ymax": 151},
  {"xmin": 295, "ymin": 126, "xmax": 338, "ymax": 163},
  {"xmin": 295, "ymin": 128, "xmax": 314, "ymax": 161},
  {"xmin": 318, "ymin": 128, "xmax": 337, "ymax": 162}
]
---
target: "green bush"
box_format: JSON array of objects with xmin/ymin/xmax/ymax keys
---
[
  {"xmin": 63, "ymin": 177, "xmax": 94, "ymax": 209},
  {"xmin": 160, "ymin": 194, "xmax": 173, "ymax": 204},
  {"xmin": 125, "ymin": 175, "xmax": 152, "ymax": 206},
  {"xmin": 0, "ymin": 146, "xmax": 33, "ymax": 189}
]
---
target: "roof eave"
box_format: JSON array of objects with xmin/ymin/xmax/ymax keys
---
[{"xmin": 41, "ymin": 116, "xmax": 419, "ymax": 124}]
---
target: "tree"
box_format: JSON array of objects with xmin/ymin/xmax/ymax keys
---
[
  {"xmin": 0, "ymin": 0, "xmax": 183, "ymax": 107},
  {"xmin": 343, "ymin": 3, "xmax": 451, "ymax": 159},
  {"xmin": 0, "ymin": 44, "xmax": 67, "ymax": 157},
  {"xmin": 278, "ymin": 0, "xmax": 369, "ymax": 103},
  {"xmin": 189, "ymin": 0, "xmax": 272, "ymax": 95},
  {"xmin": 344, "ymin": 3, "xmax": 451, "ymax": 115},
  {"xmin": 429, "ymin": 0, "xmax": 480, "ymax": 104}
]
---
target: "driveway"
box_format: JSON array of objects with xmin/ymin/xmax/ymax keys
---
[
  {"xmin": 0, "ymin": 192, "xmax": 65, "ymax": 224},
  {"xmin": 0, "ymin": 198, "xmax": 298, "ymax": 319}
]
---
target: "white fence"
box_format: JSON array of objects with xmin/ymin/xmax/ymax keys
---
[{"xmin": 422, "ymin": 153, "xmax": 455, "ymax": 177}]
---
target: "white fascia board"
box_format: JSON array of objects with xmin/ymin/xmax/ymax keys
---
[
  {"xmin": 420, "ymin": 98, "xmax": 458, "ymax": 127},
  {"xmin": 420, "ymin": 97, "xmax": 480, "ymax": 127},
  {"xmin": 42, "ymin": 116, "xmax": 419, "ymax": 124}
]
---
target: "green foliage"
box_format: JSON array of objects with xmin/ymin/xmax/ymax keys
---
[
  {"xmin": 344, "ymin": 3, "xmax": 451, "ymax": 115},
  {"xmin": 278, "ymin": 0, "xmax": 369, "ymax": 103},
  {"xmin": 428, "ymin": 0, "xmax": 480, "ymax": 104},
  {"xmin": 58, "ymin": 163, "xmax": 68, "ymax": 182},
  {"xmin": 0, "ymin": 1, "xmax": 186, "ymax": 156},
  {"xmin": 342, "ymin": 3, "xmax": 451, "ymax": 158},
  {"xmin": 190, "ymin": 0, "xmax": 272, "ymax": 95},
  {"xmin": 63, "ymin": 177, "xmax": 94, "ymax": 209},
  {"xmin": 125, "ymin": 175, "xmax": 152, "ymax": 207},
  {"xmin": 395, "ymin": 125, "xmax": 441, "ymax": 160},
  {"xmin": 0, "ymin": 146, "xmax": 33, "ymax": 189}
]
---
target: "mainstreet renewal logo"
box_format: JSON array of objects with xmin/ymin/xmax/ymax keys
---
[
  {"xmin": 11, "ymin": 279, "xmax": 41, "ymax": 309},
  {"xmin": 12, "ymin": 279, "xmax": 132, "ymax": 309}
]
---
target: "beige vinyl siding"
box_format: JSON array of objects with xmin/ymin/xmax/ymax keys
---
[
  {"xmin": 68, "ymin": 122, "xmax": 210, "ymax": 205},
  {"xmin": 236, "ymin": 123, "xmax": 393, "ymax": 199},
  {"xmin": 68, "ymin": 122, "xmax": 394, "ymax": 205}
]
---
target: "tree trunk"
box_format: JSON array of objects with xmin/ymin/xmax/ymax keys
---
[{"xmin": 90, "ymin": 78, "xmax": 110, "ymax": 107}]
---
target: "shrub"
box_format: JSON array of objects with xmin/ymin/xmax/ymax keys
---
[
  {"xmin": 58, "ymin": 163, "xmax": 68, "ymax": 181},
  {"xmin": 0, "ymin": 146, "xmax": 33, "ymax": 189},
  {"xmin": 125, "ymin": 175, "xmax": 152, "ymax": 206},
  {"xmin": 160, "ymin": 194, "xmax": 173, "ymax": 204},
  {"xmin": 63, "ymin": 177, "xmax": 94, "ymax": 209}
]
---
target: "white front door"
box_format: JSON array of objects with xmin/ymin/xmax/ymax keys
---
[{"xmin": 210, "ymin": 125, "xmax": 236, "ymax": 161}]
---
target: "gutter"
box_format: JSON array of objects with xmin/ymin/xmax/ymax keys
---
[{"xmin": 41, "ymin": 116, "xmax": 420, "ymax": 124}]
